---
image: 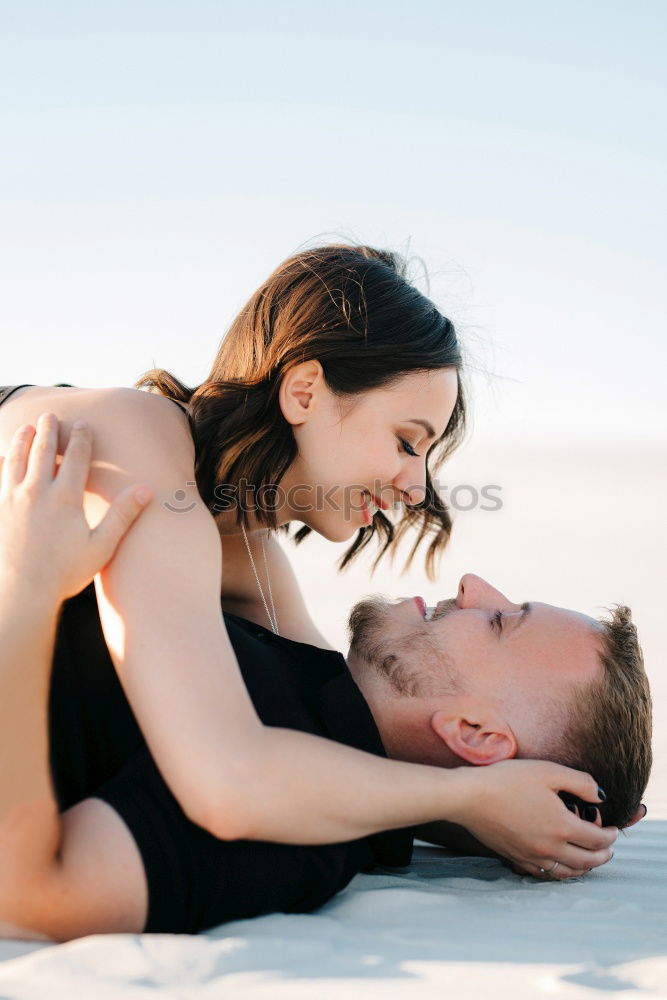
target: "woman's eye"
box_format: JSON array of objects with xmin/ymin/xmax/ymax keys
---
[{"xmin": 399, "ymin": 438, "xmax": 420, "ymax": 457}]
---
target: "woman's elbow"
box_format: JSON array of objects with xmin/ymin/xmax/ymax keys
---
[{"xmin": 188, "ymin": 764, "xmax": 266, "ymax": 842}]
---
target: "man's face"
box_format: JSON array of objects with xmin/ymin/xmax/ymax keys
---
[{"xmin": 347, "ymin": 573, "xmax": 604, "ymax": 756}]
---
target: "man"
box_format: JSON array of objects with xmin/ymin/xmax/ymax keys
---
[{"xmin": 0, "ymin": 416, "xmax": 649, "ymax": 942}]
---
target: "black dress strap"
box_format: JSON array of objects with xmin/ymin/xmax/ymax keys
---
[
  {"xmin": 0, "ymin": 384, "xmax": 35, "ymax": 406},
  {"xmin": 0, "ymin": 384, "xmax": 188, "ymax": 418}
]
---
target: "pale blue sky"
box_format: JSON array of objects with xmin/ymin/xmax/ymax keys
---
[{"xmin": 1, "ymin": 0, "xmax": 665, "ymax": 443}]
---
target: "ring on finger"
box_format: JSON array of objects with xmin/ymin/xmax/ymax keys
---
[{"xmin": 538, "ymin": 860, "xmax": 560, "ymax": 875}]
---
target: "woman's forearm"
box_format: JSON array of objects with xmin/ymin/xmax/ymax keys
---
[{"xmin": 204, "ymin": 724, "xmax": 471, "ymax": 844}]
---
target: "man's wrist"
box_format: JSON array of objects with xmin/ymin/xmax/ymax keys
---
[{"xmin": 0, "ymin": 572, "xmax": 62, "ymax": 625}]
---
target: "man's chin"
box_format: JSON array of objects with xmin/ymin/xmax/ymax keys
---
[{"xmin": 346, "ymin": 595, "xmax": 394, "ymax": 656}]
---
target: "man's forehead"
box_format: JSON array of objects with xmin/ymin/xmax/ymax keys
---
[
  {"xmin": 532, "ymin": 601, "xmax": 600, "ymax": 633},
  {"xmin": 526, "ymin": 602, "xmax": 603, "ymax": 678}
]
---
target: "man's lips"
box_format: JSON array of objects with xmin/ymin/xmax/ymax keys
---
[{"xmin": 413, "ymin": 596, "xmax": 457, "ymax": 620}]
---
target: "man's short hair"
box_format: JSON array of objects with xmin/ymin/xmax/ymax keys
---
[{"xmin": 540, "ymin": 605, "xmax": 652, "ymax": 828}]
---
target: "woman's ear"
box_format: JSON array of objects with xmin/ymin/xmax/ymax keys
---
[
  {"xmin": 279, "ymin": 360, "xmax": 324, "ymax": 426},
  {"xmin": 431, "ymin": 710, "xmax": 517, "ymax": 765}
]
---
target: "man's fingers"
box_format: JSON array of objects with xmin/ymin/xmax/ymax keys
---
[
  {"xmin": 25, "ymin": 413, "xmax": 59, "ymax": 486},
  {"xmin": 91, "ymin": 485, "xmax": 152, "ymax": 563},
  {"xmin": 0, "ymin": 424, "xmax": 36, "ymax": 492},
  {"xmin": 56, "ymin": 420, "xmax": 93, "ymax": 497}
]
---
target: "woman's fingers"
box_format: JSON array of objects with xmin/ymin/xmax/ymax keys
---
[
  {"xmin": 564, "ymin": 801, "xmax": 602, "ymax": 825},
  {"xmin": 512, "ymin": 797, "xmax": 610, "ymax": 881},
  {"xmin": 520, "ymin": 811, "xmax": 615, "ymax": 878},
  {"xmin": 564, "ymin": 812, "xmax": 617, "ymax": 852},
  {"xmin": 547, "ymin": 842, "xmax": 613, "ymax": 872},
  {"xmin": 509, "ymin": 859, "xmax": 590, "ymax": 880},
  {"xmin": 554, "ymin": 764, "xmax": 606, "ymax": 809}
]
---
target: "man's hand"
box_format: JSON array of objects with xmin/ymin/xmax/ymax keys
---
[{"xmin": 0, "ymin": 412, "xmax": 152, "ymax": 604}]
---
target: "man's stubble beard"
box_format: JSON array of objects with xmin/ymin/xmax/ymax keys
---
[{"xmin": 346, "ymin": 596, "xmax": 463, "ymax": 699}]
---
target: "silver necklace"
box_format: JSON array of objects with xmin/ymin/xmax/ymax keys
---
[{"xmin": 240, "ymin": 523, "xmax": 280, "ymax": 635}]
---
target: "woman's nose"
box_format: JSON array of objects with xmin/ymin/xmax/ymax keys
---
[
  {"xmin": 456, "ymin": 573, "xmax": 511, "ymax": 610},
  {"xmin": 394, "ymin": 465, "xmax": 427, "ymax": 507}
]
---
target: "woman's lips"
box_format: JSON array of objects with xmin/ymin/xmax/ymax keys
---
[
  {"xmin": 360, "ymin": 490, "xmax": 391, "ymax": 524},
  {"xmin": 361, "ymin": 493, "xmax": 372, "ymax": 525},
  {"xmin": 370, "ymin": 492, "xmax": 390, "ymax": 511}
]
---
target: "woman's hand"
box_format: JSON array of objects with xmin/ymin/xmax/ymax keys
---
[
  {"xmin": 0, "ymin": 412, "xmax": 152, "ymax": 604},
  {"xmin": 449, "ymin": 758, "xmax": 617, "ymax": 880}
]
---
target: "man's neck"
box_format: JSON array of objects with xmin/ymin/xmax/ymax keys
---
[{"xmin": 345, "ymin": 649, "xmax": 460, "ymax": 767}]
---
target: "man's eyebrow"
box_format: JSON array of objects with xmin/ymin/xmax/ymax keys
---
[
  {"xmin": 403, "ymin": 419, "xmax": 437, "ymax": 439},
  {"xmin": 515, "ymin": 602, "xmax": 531, "ymax": 630}
]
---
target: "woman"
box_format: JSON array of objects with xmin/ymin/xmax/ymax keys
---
[{"xmin": 0, "ymin": 243, "xmax": 606, "ymax": 870}]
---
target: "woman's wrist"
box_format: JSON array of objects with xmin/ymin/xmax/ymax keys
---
[{"xmin": 431, "ymin": 763, "xmax": 475, "ymax": 826}]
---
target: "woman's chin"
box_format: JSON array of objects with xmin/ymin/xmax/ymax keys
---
[{"xmin": 309, "ymin": 517, "xmax": 362, "ymax": 544}]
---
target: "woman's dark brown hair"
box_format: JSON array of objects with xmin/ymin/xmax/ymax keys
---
[{"xmin": 135, "ymin": 243, "xmax": 467, "ymax": 579}]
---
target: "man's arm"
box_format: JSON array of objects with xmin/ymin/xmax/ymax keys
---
[
  {"xmin": 0, "ymin": 583, "xmax": 64, "ymax": 937},
  {"xmin": 0, "ymin": 585, "xmax": 149, "ymax": 943},
  {"xmin": 0, "ymin": 414, "xmax": 152, "ymax": 940}
]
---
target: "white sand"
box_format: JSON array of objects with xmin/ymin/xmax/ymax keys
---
[{"xmin": 0, "ymin": 441, "xmax": 664, "ymax": 998}]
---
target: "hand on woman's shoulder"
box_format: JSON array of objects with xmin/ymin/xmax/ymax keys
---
[{"xmin": 0, "ymin": 385, "xmax": 197, "ymax": 529}]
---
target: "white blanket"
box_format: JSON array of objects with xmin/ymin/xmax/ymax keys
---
[{"xmin": 0, "ymin": 824, "xmax": 664, "ymax": 1000}]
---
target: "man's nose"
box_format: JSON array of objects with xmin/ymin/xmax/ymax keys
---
[{"xmin": 456, "ymin": 573, "xmax": 513, "ymax": 611}]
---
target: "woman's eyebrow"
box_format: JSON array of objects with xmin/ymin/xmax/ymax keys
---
[{"xmin": 403, "ymin": 419, "xmax": 437, "ymax": 439}]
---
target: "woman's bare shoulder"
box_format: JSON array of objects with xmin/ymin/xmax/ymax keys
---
[{"xmin": 0, "ymin": 386, "xmax": 194, "ymax": 467}]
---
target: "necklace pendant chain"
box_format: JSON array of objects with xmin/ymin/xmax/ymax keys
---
[{"xmin": 241, "ymin": 523, "xmax": 280, "ymax": 636}]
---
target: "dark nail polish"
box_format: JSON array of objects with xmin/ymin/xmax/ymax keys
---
[
  {"xmin": 565, "ymin": 803, "xmax": 577, "ymax": 814},
  {"xmin": 583, "ymin": 805, "xmax": 598, "ymax": 822},
  {"xmin": 598, "ymin": 786, "xmax": 607, "ymax": 802}
]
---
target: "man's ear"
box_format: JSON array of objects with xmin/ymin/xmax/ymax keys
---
[
  {"xmin": 431, "ymin": 709, "xmax": 517, "ymax": 765},
  {"xmin": 279, "ymin": 360, "xmax": 324, "ymax": 426}
]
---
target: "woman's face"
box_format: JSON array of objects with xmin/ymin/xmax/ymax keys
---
[{"xmin": 278, "ymin": 364, "xmax": 460, "ymax": 541}]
